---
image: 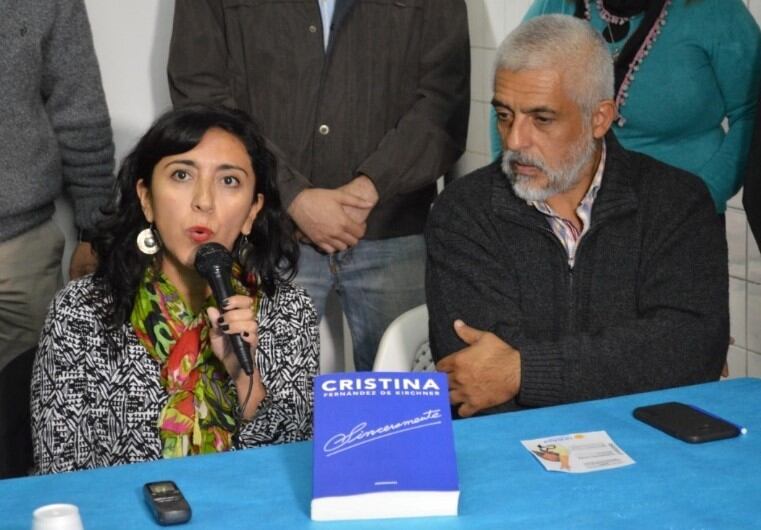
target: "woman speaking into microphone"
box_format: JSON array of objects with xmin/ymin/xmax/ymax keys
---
[{"xmin": 31, "ymin": 104, "xmax": 319, "ymax": 474}]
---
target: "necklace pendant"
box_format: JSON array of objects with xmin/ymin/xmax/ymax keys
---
[{"xmin": 596, "ymin": 0, "xmax": 631, "ymax": 25}]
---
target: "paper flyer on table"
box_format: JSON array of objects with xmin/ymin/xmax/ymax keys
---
[{"xmin": 521, "ymin": 431, "xmax": 635, "ymax": 473}]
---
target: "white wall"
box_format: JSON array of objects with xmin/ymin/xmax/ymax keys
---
[
  {"xmin": 57, "ymin": 1, "xmax": 175, "ymax": 272},
  {"xmin": 462, "ymin": 0, "xmax": 761, "ymax": 379},
  {"xmin": 85, "ymin": 0, "xmax": 175, "ymax": 161}
]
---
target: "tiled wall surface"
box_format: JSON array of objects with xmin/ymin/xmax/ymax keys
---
[{"xmin": 461, "ymin": 0, "xmax": 761, "ymax": 378}]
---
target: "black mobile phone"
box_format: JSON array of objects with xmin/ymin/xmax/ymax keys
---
[
  {"xmin": 143, "ymin": 480, "xmax": 192, "ymax": 525},
  {"xmin": 633, "ymin": 401, "xmax": 742, "ymax": 444}
]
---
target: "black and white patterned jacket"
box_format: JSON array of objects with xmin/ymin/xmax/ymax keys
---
[{"xmin": 31, "ymin": 275, "xmax": 318, "ymax": 474}]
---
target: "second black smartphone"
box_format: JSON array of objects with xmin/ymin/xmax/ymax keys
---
[{"xmin": 633, "ymin": 401, "xmax": 742, "ymax": 444}]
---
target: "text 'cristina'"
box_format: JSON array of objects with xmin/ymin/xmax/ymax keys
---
[{"xmin": 321, "ymin": 377, "xmax": 441, "ymax": 393}]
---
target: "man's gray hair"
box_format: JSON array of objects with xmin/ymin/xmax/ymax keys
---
[{"xmin": 495, "ymin": 15, "xmax": 614, "ymax": 114}]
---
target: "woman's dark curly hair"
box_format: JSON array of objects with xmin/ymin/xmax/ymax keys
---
[{"xmin": 91, "ymin": 104, "xmax": 299, "ymax": 328}]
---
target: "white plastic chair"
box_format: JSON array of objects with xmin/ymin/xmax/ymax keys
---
[{"xmin": 373, "ymin": 304, "xmax": 434, "ymax": 372}]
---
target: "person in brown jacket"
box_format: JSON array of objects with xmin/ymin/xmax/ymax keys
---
[{"xmin": 168, "ymin": 0, "xmax": 470, "ymax": 370}]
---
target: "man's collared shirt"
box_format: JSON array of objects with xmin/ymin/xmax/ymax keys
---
[
  {"xmin": 318, "ymin": 0, "xmax": 336, "ymax": 50},
  {"xmin": 529, "ymin": 142, "xmax": 606, "ymax": 268}
]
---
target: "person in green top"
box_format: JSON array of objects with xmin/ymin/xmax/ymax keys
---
[{"xmin": 490, "ymin": 0, "xmax": 760, "ymax": 212}]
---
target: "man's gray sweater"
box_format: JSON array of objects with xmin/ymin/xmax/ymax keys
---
[
  {"xmin": 426, "ymin": 134, "xmax": 728, "ymax": 414},
  {"xmin": 0, "ymin": 0, "xmax": 114, "ymax": 242}
]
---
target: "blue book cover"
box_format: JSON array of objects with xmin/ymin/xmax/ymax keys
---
[{"xmin": 311, "ymin": 372, "xmax": 459, "ymax": 521}]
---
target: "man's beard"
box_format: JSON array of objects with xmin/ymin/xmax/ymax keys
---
[{"xmin": 501, "ymin": 132, "xmax": 597, "ymax": 203}]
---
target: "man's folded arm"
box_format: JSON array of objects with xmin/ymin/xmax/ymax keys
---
[{"xmin": 426, "ymin": 198, "xmax": 527, "ymax": 364}]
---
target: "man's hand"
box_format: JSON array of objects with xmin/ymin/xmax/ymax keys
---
[
  {"xmin": 287, "ymin": 188, "xmax": 374, "ymax": 253},
  {"xmin": 339, "ymin": 175, "xmax": 379, "ymax": 224},
  {"xmin": 436, "ymin": 319, "xmax": 521, "ymax": 417},
  {"xmin": 69, "ymin": 241, "xmax": 98, "ymax": 279}
]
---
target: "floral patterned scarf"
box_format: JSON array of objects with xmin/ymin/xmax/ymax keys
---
[{"xmin": 130, "ymin": 265, "xmax": 259, "ymax": 458}]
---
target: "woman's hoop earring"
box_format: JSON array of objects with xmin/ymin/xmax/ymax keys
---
[{"xmin": 136, "ymin": 225, "xmax": 160, "ymax": 255}]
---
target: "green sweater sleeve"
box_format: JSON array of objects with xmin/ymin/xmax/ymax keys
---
[{"xmin": 695, "ymin": 0, "xmax": 761, "ymax": 211}]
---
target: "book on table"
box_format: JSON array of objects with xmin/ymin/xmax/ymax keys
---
[{"xmin": 311, "ymin": 371, "xmax": 459, "ymax": 521}]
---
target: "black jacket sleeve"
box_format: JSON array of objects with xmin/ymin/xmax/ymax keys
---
[{"xmin": 743, "ymin": 88, "xmax": 761, "ymax": 252}]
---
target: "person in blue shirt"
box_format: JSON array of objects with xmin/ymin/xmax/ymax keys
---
[{"xmin": 489, "ymin": 0, "xmax": 760, "ymax": 213}]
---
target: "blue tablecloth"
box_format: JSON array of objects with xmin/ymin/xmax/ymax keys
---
[{"xmin": 2, "ymin": 378, "xmax": 760, "ymax": 529}]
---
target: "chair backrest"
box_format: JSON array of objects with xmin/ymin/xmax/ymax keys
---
[{"xmin": 373, "ymin": 304, "xmax": 433, "ymax": 372}]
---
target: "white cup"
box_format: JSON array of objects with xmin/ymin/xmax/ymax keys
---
[{"xmin": 31, "ymin": 504, "xmax": 84, "ymax": 530}]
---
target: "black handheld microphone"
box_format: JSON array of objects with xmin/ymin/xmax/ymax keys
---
[{"xmin": 194, "ymin": 242, "xmax": 254, "ymax": 376}]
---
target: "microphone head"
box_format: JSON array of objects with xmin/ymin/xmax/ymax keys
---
[{"xmin": 194, "ymin": 242, "xmax": 234, "ymax": 279}]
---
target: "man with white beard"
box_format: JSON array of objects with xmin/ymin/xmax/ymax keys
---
[{"xmin": 425, "ymin": 15, "xmax": 729, "ymax": 418}]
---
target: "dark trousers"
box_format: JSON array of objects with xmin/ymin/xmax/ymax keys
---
[{"xmin": 0, "ymin": 348, "xmax": 35, "ymax": 478}]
